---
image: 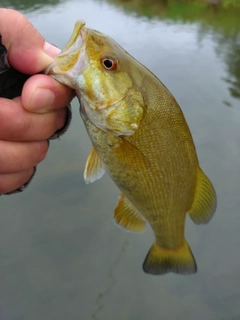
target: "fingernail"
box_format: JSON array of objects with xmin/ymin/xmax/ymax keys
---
[
  {"xmin": 29, "ymin": 88, "xmax": 55, "ymax": 112},
  {"xmin": 44, "ymin": 41, "xmax": 61, "ymax": 57}
]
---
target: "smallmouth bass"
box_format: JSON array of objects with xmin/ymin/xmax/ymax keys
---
[{"xmin": 46, "ymin": 21, "xmax": 217, "ymax": 275}]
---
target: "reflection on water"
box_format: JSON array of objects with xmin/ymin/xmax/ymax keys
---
[
  {"xmin": 1, "ymin": 0, "xmax": 63, "ymax": 12},
  {"xmin": 1, "ymin": 0, "xmax": 240, "ymax": 319},
  {"xmin": 216, "ymin": 33, "xmax": 240, "ymax": 101},
  {"xmin": 109, "ymin": 0, "xmax": 240, "ymax": 103}
]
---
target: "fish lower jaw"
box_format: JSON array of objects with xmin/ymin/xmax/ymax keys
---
[{"xmin": 48, "ymin": 73, "xmax": 76, "ymax": 90}]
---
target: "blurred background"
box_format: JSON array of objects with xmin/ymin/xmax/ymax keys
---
[{"xmin": 1, "ymin": 0, "xmax": 240, "ymax": 319}]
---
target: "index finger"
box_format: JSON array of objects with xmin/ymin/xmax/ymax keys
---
[{"xmin": 0, "ymin": 8, "xmax": 54, "ymax": 73}]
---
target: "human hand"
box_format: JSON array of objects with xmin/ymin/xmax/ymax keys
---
[{"xmin": 0, "ymin": 9, "xmax": 73, "ymax": 194}]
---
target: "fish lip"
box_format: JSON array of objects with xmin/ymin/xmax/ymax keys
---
[
  {"xmin": 62, "ymin": 20, "xmax": 86, "ymax": 52},
  {"xmin": 44, "ymin": 20, "xmax": 87, "ymax": 79}
]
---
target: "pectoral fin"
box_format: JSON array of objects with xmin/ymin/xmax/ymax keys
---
[
  {"xmin": 84, "ymin": 146, "xmax": 105, "ymax": 184},
  {"xmin": 188, "ymin": 167, "xmax": 217, "ymax": 224},
  {"xmin": 114, "ymin": 138, "xmax": 151, "ymax": 168},
  {"xmin": 114, "ymin": 194, "xmax": 146, "ymax": 232}
]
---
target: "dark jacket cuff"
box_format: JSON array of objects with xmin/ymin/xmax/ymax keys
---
[{"xmin": 49, "ymin": 104, "xmax": 72, "ymax": 140}]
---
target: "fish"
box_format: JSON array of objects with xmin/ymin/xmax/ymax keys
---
[{"xmin": 45, "ymin": 20, "xmax": 217, "ymax": 275}]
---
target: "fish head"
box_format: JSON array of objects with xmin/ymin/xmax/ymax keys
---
[{"xmin": 46, "ymin": 20, "xmax": 145, "ymax": 136}]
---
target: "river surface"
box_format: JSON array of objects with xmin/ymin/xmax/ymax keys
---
[{"xmin": 1, "ymin": 0, "xmax": 240, "ymax": 319}]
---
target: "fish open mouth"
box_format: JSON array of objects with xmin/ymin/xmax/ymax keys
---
[{"xmin": 44, "ymin": 20, "xmax": 87, "ymax": 79}]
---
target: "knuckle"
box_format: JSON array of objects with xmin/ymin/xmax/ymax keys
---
[
  {"xmin": 0, "ymin": 168, "xmax": 33, "ymax": 194},
  {"xmin": 36, "ymin": 140, "xmax": 49, "ymax": 163}
]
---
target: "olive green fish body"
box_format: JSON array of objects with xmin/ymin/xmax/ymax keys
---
[
  {"xmin": 46, "ymin": 20, "xmax": 217, "ymax": 275},
  {"xmin": 84, "ymin": 77, "xmax": 197, "ymax": 250}
]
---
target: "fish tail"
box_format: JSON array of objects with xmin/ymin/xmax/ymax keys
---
[{"xmin": 142, "ymin": 240, "xmax": 197, "ymax": 275}]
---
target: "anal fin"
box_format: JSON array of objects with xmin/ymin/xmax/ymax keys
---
[
  {"xmin": 84, "ymin": 146, "xmax": 105, "ymax": 184},
  {"xmin": 188, "ymin": 167, "xmax": 217, "ymax": 224},
  {"xmin": 114, "ymin": 194, "xmax": 146, "ymax": 232}
]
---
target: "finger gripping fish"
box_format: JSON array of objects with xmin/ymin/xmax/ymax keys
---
[{"xmin": 46, "ymin": 20, "xmax": 217, "ymax": 275}]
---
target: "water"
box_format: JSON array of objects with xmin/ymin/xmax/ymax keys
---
[{"xmin": 1, "ymin": 0, "xmax": 240, "ymax": 319}]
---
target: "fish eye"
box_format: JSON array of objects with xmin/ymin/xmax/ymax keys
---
[{"xmin": 101, "ymin": 56, "xmax": 118, "ymax": 71}]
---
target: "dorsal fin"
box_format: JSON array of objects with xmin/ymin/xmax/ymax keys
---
[{"xmin": 188, "ymin": 168, "xmax": 216, "ymax": 224}]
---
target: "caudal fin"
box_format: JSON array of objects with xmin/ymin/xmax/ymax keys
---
[{"xmin": 142, "ymin": 241, "xmax": 197, "ymax": 275}]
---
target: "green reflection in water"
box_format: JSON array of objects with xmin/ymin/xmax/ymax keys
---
[
  {"xmin": 109, "ymin": 0, "xmax": 240, "ymax": 19},
  {"xmin": 1, "ymin": 0, "xmax": 62, "ymax": 12},
  {"xmin": 2, "ymin": 0, "xmax": 240, "ymax": 102},
  {"xmin": 216, "ymin": 33, "xmax": 240, "ymax": 100},
  {"xmin": 108, "ymin": 0, "xmax": 240, "ymax": 102}
]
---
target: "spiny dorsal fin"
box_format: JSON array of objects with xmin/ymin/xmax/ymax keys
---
[
  {"xmin": 84, "ymin": 146, "xmax": 105, "ymax": 184},
  {"xmin": 188, "ymin": 167, "xmax": 217, "ymax": 224},
  {"xmin": 114, "ymin": 193, "xmax": 146, "ymax": 232}
]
